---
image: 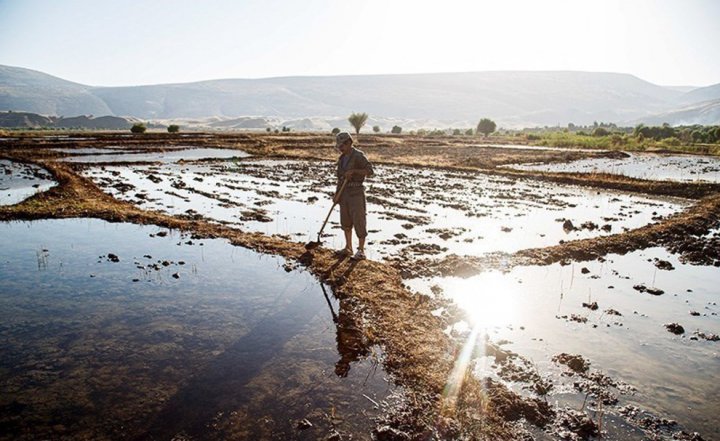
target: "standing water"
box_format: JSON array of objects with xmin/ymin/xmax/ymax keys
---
[{"xmin": 0, "ymin": 219, "xmax": 396, "ymax": 440}]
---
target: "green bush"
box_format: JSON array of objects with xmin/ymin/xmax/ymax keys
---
[
  {"xmin": 167, "ymin": 124, "xmax": 180, "ymax": 133},
  {"xmin": 372, "ymin": 125, "xmax": 380, "ymax": 133},
  {"xmin": 663, "ymin": 137, "xmax": 681, "ymax": 147},
  {"xmin": 131, "ymin": 123, "xmax": 146, "ymax": 134},
  {"xmin": 610, "ymin": 134, "xmax": 625, "ymax": 146},
  {"xmin": 391, "ymin": 125, "xmax": 402, "ymax": 134},
  {"xmin": 331, "ymin": 127, "xmax": 340, "ymax": 135}
]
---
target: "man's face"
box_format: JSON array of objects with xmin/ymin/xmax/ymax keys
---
[{"xmin": 338, "ymin": 141, "xmax": 351, "ymax": 155}]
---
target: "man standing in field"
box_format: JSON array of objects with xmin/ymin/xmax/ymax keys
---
[{"xmin": 334, "ymin": 131, "xmax": 374, "ymax": 260}]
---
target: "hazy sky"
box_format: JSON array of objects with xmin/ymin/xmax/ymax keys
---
[{"xmin": 1, "ymin": 0, "xmax": 719, "ymax": 87}]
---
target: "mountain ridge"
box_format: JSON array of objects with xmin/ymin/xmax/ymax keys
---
[{"xmin": 1, "ymin": 64, "xmax": 718, "ymax": 127}]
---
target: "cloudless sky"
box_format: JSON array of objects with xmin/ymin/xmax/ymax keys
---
[{"xmin": 1, "ymin": 0, "xmax": 719, "ymax": 87}]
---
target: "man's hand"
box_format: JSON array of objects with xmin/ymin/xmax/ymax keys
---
[{"xmin": 345, "ymin": 169, "xmax": 365, "ymax": 179}]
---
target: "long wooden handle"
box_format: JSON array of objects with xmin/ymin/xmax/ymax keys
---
[{"xmin": 317, "ymin": 178, "xmax": 349, "ymax": 239}]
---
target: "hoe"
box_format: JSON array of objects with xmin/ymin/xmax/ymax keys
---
[{"xmin": 305, "ymin": 178, "xmax": 348, "ymax": 250}]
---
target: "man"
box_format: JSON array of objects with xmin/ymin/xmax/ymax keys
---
[{"xmin": 334, "ymin": 131, "xmax": 374, "ymax": 260}]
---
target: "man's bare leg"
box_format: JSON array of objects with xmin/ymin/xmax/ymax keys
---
[
  {"xmin": 358, "ymin": 236, "xmax": 365, "ymax": 252},
  {"xmin": 344, "ymin": 229, "xmax": 353, "ymax": 252}
]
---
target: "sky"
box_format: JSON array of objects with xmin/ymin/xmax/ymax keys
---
[{"xmin": 1, "ymin": 0, "xmax": 719, "ymax": 87}]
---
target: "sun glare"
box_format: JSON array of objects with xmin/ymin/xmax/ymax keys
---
[{"xmin": 445, "ymin": 272, "xmax": 518, "ymax": 329}]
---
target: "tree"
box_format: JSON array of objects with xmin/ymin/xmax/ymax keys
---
[
  {"xmin": 592, "ymin": 127, "xmax": 609, "ymax": 137},
  {"xmin": 348, "ymin": 112, "xmax": 368, "ymax": 135},
  {"xmin": 131, "ymin": 123, "xmax": 146, "ymax": 134},
  {"xmin": 372, "ymin": 125, "xmax": 380, "ymax": 133},
  {"xmin": 331, "ymin": 127, "xmax": 341, "ymax": 135},
  {"xmin": 391, "ymin": 125, "xmax": 402, "ymax": 134},
  {"xmin": 167, "ymin": 124, "xmax": 180, "ymax": 133},
  {"xmin": 476, "ymin": 118, "xmax": 496, "ymax": 137}
]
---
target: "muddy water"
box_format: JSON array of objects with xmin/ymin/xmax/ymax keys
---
[
  {"xmin": 0, "ymin": 219, "xmax": 395, "ymax": 440},
  {"xmin": 0, "ymin": 159, "xmax": 56, "ymax": 205},
  {"xmin": 506, "ymin": 153, "xmax": 720, "ymax": 183},
  {"xmin": 82, "ymin": 159, "xmax": 685, "ymax": 261},
  {"xmin": 473, "ymin": 143, "xmax": 607, "ymax": 152},
  {"xmin": 407, "ymin": 247, "xmax": 720, "ymax": 438},
  {"xmin": 63, "ymin": 147, "xmax": 249, "ymax": 163}
]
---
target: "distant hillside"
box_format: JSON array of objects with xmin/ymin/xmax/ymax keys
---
[
  {"xmin": 634, "ymin": 99, "xmax": 720, "ymax": 126},
  {"xmin": 678, "ymin": 83, "xmax": 720, "ymax": 105},
  {"xmin": 1, "ymin": 64, "xmax": 718, "ymax": 127},
  {"xmin": 0, "ymin": 65, "xmax": 112, "ymax": 116},
  {"xmin": 0, "ymin": 111, "xmax": 135, "ymax": 129}
]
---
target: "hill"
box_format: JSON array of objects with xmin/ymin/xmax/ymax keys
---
[
  {"xmin": 0, "ymin": 111, "xmax": 135, "ymax": 129},
  {"xmin": 633, "ymin": 99, "xmax": 720, "ymax": 126},
  {"xmin": 1, "ymin": 64, "xmax": 718, "ymax": 127},
  {"xmin": 0, "ymin": 65, "xmax": 112, "ymax": 116}
]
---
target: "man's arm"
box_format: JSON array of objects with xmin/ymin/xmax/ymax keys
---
[
  {"xmin": 344, "ymin": 153, "xmax": 374, "ymax": 178},
  {"xmin": 344, "ymin": 168, "xmax": 372, "ymax": 178}
]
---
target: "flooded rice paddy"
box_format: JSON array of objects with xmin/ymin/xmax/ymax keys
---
[
  {"xmin": 2, "ymin": 140, "xmax": 720, "ymax": 440},
  {"xmin": 82, "ymin": 159, "xmax": 686, "ymax": 261},
  {"xmin": 407, "ymin": 246, "xmax": 720, "ymax": 438},
  {"xmin": 0, "ymin": 159, "xmax": 56, "ymax": 205},
  {"xmin": 62, "ymin": 147, "xmax": 249, "ymax": 163},
  {"xmin": 0, "ymin": 219, "xmax": 394, "ymax": 440},
  {"xmin": 507, "ymin": 153, "xmax": 720, "ymax": 183}
]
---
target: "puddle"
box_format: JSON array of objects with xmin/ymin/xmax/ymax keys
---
[
  {"xmin": 50, "ymin": 147, "xmax": 145, "ymax": 155},
  {"xmin": 407, "ymin": 247, "xmax": 720, "ymax": 438},
  {"xmin": 506, "ymin": 153, "xmax": 720, "ymax": 183},
  {"xmin": 41, "ymin": 135, "xmax": 97, "ymax": 141},
  {"xmin": 82, "ymin": 159, "xmax": 686, "ymax": 261},
  {"xmin": 473, "ymin": 143, "xmax": 605, "ymax": 152},
  {"xmin": 0, "ymin": 159, "xmax": 57, "ymax": 205},
  {"xmin": 0, "ymin": 219, "xmax": 395, "ymax": 440},
  {"xmin": 62, "ymin": 147, "xmax": 250, "ymax": 163}
]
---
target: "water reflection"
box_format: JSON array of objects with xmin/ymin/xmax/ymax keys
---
[
  {"xmin": 0, "ymin": 219, "xmax": 391, "ymax": 440},
  {"xmin": 0, "ymin": 159, "xmax": 57, "ymax": 205},
  {"xmin": 62, "ymin": 147, "xmax": 249, "ymax": 164},
  {"xmin": 506, "ymin": 153, "xmax": 720, "ymax": 183},
  {"xmin": 408, "ymin": 247, "xmax": 720, "ymax": 437},
  {"xmin": 83, "ymin": 159, "xmax": 685, "ymax": 261},
  {"xmin": 442, "ymin": 272, "xmax": 519, "ymax": 329}
]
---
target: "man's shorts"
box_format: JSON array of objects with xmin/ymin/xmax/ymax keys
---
[{"xmin": 339, "ymin": 190, "xmax": 367, "ymax": 238}]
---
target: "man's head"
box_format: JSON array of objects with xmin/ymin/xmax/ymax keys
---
[{"xmin": 335, "ymin": 131, "xmax": 353, "ymax": 153}]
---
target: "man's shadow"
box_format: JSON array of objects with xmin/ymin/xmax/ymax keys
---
[
  {"xmin": 132, "ymin": 279, "xmax": 369, "ymax": 440},
  {"xmin": 320, "ymin": 282, "xmax": 369, "ymax": 377}
]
